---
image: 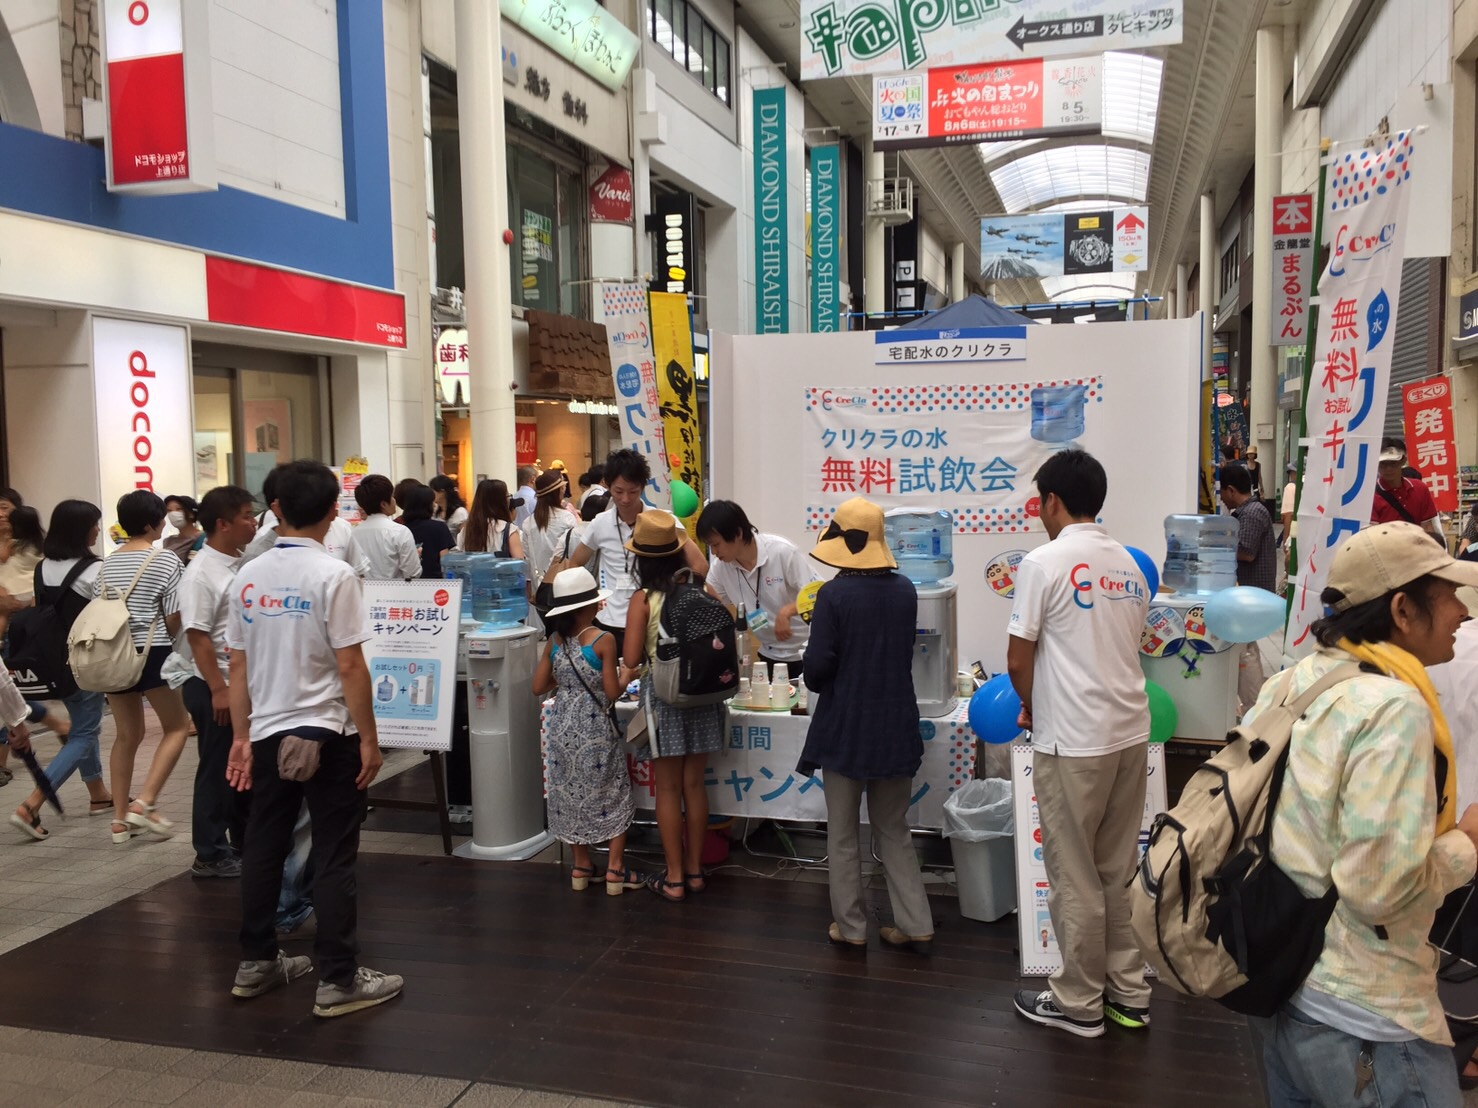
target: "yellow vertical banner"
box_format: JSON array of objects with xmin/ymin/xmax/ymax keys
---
[{"xmin": 647, "ymin": 292, "xmax": 703, "ymax": 531}]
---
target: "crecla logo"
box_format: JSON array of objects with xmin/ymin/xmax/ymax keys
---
[
  {"xmin": 239, "ymin": 582, "xmax": 311, "ymax": 623},
  {"xmin": 1070, "ymin": 562, "xmax": 1094, "ymax": 610}
]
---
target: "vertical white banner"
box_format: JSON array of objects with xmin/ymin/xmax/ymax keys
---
[
  {"xmin": 93, "ymin": 317, "xmax": 194, "ymax": 541},
  {"xmin": 599, "ymin": 282, "xmax": 672, "ymax": 510},
  {"xmin": 1285, "ymin": 131, "xmax": 1418, "ymax": 658}
]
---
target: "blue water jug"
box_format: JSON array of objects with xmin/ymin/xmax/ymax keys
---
[
  {"xmin": 884, "ymin": 508, "xmax": 953, "ymax": 585},
  {"xmin": 1162, "ymin": 515, "xmax": 1239, "ymax": 595},
  {"xmin": 474, "ymin": 557, "xmax": 528, "ymax": 627},
  {"xmin": 440, "ymin": 552, "xmax": 473, "ymax": 620},
  {"xmin": 1030, "ymin": 385, "xmax": 1088, "ymax": 443}
]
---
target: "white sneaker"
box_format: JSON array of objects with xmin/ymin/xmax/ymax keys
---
[
  {"xmin": 231, "ymin": 952, "xmax": 313, "ymax": 999},
  {"xmin": 312, "ymin": 966, "xmax": 404, "ymax": 1018}
]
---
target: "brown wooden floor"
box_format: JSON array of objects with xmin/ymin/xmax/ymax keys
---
[{"xmin": 0, "ymin": 854, "xmax": 1264, "ymax": 1107}]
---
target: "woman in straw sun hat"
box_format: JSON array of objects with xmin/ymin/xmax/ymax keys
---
[
  {"xmin": 620, "ymin": 511, "xmax": 727, "ymax": 903},
  {"xmin": 800, "ymin": 496, "xmax": 932, "ymax": 953},
  {"xmin": 532, "ymin": 567, "xmax": 642, "ymax": 895}
]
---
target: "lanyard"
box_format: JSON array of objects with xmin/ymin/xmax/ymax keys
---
[{"xmin": 617, "ymin": 517, "xmax": 635, "ymax": 578}]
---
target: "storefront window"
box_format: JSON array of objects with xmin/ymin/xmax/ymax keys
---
[{"xmin": 507, "ymin": 133, "xmax": 590, "ymax": 319}]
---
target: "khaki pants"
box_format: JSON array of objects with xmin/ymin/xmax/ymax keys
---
[
  {"xmin": 824, "ymin": 773, "xmax": 933, "ymax": 941},
  {"xmin": 1238, "ymin": 640, "xmax": 1266, "ymax": 717},
  {"xmin": 1035, "ymin": 744, "xmax": 1151, "ymax": 1020}
]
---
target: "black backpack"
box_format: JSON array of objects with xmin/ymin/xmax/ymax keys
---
[
  {"xmin": 6, "ymin": 558, "xmax": 97, "ymax": 698},
  {"xmin": 650, "ymin": 574, "xmax": 740, "ymax": 708}
]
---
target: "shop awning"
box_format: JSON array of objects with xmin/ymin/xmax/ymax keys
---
[{"xmin": 525, "ymin": 310, "xmax": 614, "ymax": 399}]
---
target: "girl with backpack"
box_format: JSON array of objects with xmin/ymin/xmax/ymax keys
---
[
  {"xmin": 620, "ymin": 512, "xmax": 726, "ymax": 902},
  {"xmin": 98, "ymin": 491, "xmax": 191, "ymax": 845},
  {"xmin": 458, "ymin": 478, "xmax": 525, "ymax": 559},
  {"xmin": 532, "ymin": 567, "xmax": 641, "ymax": 894},
  {"xmin": 8, "ymin": 501, "xmax": 112, "ymax": 838}
]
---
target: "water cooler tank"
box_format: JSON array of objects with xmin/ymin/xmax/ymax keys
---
[
  {"xmin": 452, "ymin": 626, "xmax": 553, "ymax": 861},
  {"xmin": 914, "ymin": 582, "xmax": 959, "ymax": 719}
]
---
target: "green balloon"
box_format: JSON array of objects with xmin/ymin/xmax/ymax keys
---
[
  {"xmin": 670, "ymin": 479, "xmax": 699, "ymax": 518},
  {"xmin": 1145, "ymin": 679, "xmax": 1177, "ymax": 744}
]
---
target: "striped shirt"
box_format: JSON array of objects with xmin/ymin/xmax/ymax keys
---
[{"xmin": 96, "ymin": 549, "xmax": 182, "ymax": 649}]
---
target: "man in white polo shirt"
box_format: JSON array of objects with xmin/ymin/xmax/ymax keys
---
[
  {"xmin": 225, "ymin": 460, "xmax": 402, "ymax": 1019},
  {"xmin": 1007, "ymin": 449, "xmax": 1152, "ymax": 1040},
  {"xmin": 178, "ymin": 484, "xmax": 258, "ymax": 879},
  {"xmin": 568, "ymin": 448, "xmax": 707, "ymax": 639},
  {"xmin": 696, "ymin": 499, "xmax": 816, "ymax": 680}
]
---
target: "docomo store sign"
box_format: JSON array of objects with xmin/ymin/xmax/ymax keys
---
[
  {"xmin": 93, "ymin": 318, "xmax": 192, "ymax": 538},
  {"xmin": 101, "ymin": 0, "xmax": 216, "ymax": 194}
]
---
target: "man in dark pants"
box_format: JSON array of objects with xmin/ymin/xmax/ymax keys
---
[
  {"xmin": 178, "ymin": 485, "xmax": 258, "ymax": 878},
  {"xmin": 225, "ymin": 460, "xmax": 402, "ymax": 1018}
]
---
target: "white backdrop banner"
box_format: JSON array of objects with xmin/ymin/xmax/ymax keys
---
[
  {"xmin": 600, "ymin": 282, "xmax": 672, "ymax": 510},
  {"xmin": 803, "ymin": 378, "xmax": 1102, "ymax": 532},
  {"xmin": 93, "ymin": 317, "xmax": 193, "ymax": 540},
  {"xmin": 1285, "ymin": 131, "xmax": 1418, "ymax": 658}
]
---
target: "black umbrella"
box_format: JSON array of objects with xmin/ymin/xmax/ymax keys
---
[{"xmin": 16, "ymin": 747, "xmax": 62, "ymax": 815}]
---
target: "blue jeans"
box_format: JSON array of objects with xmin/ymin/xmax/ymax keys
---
[
  {"xmin": 1257, "ymin": 1004, "xmax": 1461, "ymax": 1107},
  {"xmin": 4, "ymin": 692, "xmax": 106, "ymax": 791},
  {"xmin": 276, "ymin": 802, "xmax": 314, "ymax": 932}
]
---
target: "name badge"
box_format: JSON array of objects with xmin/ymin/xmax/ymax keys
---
[{"xmin": 746, "ymin": 608, "xmax": 771, "ymax": 634}]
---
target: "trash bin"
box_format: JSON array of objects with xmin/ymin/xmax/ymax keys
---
[{"xmin": 942, "ymin": 779, "xmax": 1016, "ymax": 922}]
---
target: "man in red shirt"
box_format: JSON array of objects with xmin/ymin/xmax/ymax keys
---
[{"xmin": 1370, "ymin": 446, "xmax": 1443, "ymax": 542}]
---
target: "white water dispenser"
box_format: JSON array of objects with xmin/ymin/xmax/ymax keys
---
[{"xmin": 914, "ymin": 582, "xmax": 959, "ymax": 718}]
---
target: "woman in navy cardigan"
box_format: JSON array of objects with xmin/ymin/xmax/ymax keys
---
[{"xmin": 800, "ymin": 497, "xmax": 932, "ymax": 953}]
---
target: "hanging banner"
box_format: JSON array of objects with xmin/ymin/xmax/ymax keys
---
[
  {"xmin": 800, "ymin": 0, "xmax": 1183, "ymax": 80},
  {"xmin": 1403, "ymin": 377, "xmax": 1458, "ymax": 513},
  {"xmin": 362, "ymin": 579, "xmax": 463, "ymax": 752},
  {"xmin": 980, "ymin": 208, "xmax": 1148, "ymax": 279},
  {"xmin": 753, "ymin": 86, "xmax": 789, "ymax": 334},
  {"xmin": 101, "ymin": 0, "xmax": 216, "ymax": 193},
  {"xmin": 599, "ymin": 283, "xmax": 672, "ymax": 509},
  {"xmin": 93, "ymin": 317, "xmax": 194, "ymax": 545},
  {"xmin": 803, "ymin": 376, "xmax": 1101, "ymax": 531},
  {"xmin": 1286, "ymin": 131, "xmax": 1419, "ymax": 658},
  {"xmin": 649, "ymin": 293, "xmax": 703, "ymax": 523},
  {"xmin": 810, "ymin": 144, "xmax": 842, "ymax": 334},
  {"xmin": 1272, "ymin": 194, "xmax": 1315, "ymax": 347},
  {"xmin": 872, "ymin": 56, "xmax": 1101, "ymax": 152},
  {"xmin": 1013, "ymin": 743, "xmax": 1167, "ymax": 976}
]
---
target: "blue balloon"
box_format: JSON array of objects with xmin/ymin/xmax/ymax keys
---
[
  {"xmin": 1203, "ymin": 587, "xmax": 1286, "ymax": 643},
  {"xmin": 968, "ymin": 674, "xmax": 1024, "ymax": 745},
  {"xmin": 1125, "ymin": 546, "xmax": 1159, "ymax": 599}
]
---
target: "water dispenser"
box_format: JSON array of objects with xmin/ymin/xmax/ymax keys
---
[
  {"xmin": 885, "ymin": 508, "xmax": 954, "ymax": 585},
  {"xmin": 472, "ymin": 557, "xmax": 528, "ymax": 627},
  {"xmin": 441, "ymin": 552, "xmax": 474, "ymax": 621},
  {"xmin": 1162, "ymin": 515, "xmax": 1239, "ymax": 595},
  {"xmin": 914, "ymin": 582, "xmax": 959, "ymax": 718}
]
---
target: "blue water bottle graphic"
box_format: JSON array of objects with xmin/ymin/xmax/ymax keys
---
[
  {"xmin": 1030, "ymin": 385, "xmax": 1088, "ymax": 446},
  {"xmin": 375, "ymin": 674, "xmax": 395, "ymax": 703}
]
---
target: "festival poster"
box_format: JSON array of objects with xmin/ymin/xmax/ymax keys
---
[
  {"xmin": 1402, "ymin": 376, "xmax": 1458, "ymax": 513},
  {"xmin": 599, "ymin": 282, "xmax": 672, "ymax": 510},
  {"xmin": 1285, "ymin": 132, "xmax": 1417, "ymax": 659},
  {"xmin": 362, "ymin": 579, "xmax": 463, "ymax": 752},
  {"xmin": 648, "ymin": 291, "xmax": 703, "ymax": 531}
]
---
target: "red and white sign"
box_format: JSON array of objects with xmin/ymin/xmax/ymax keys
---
[
  {"xmin": 93, "ymin": 318, "xmax": 193, "ymax": 545},
  {"xmin": 1403, "ymin": 376, "xmax": 1459, "ymax": 513},
  {"xmin": 516, "ymin": 421, "xmax": 539, "ymax": 467},
  {"xmin": 435, "ymin": 327, "xmax": 470, "ymax": 405},
  {"xmin": 1271, "ymin": 194, "xmax": 1314, "ymax": 347},
  {"xmin": 873, "ymin": 56, "xmax": 1100, "ymax": 152},
  {"xmin": 204, "ymin": 257, "xmax": 407, "ymax": 349},
  {"xmin": 101, "ymin": 0, "xmax": 216, "ymax": 193},
  {"xmin": 589, "ymin": 164, "xmax": 634, "ymax": 224},
  {"xmin": 1115, "ymin": 208, "xmax": 1147, "ymax": 267}
]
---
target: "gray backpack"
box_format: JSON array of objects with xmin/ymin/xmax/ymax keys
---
[{"xmin": 66, "ymin": 550, "xmax": 164, "ymax": 693}]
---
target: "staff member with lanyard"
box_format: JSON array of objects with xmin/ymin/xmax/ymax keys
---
[
  {"xmin": 697, "ymin": 500, "xmax": 816, "ymax": 681},
  {"xmin": 567, "ymin": 448, "xmax": 707, "ymax": 640}
]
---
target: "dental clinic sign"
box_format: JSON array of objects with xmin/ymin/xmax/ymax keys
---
[
  {"xmin": 100, "ymin": 0, "xmax": 216, "ymax": 193},
  {"xmin": 754, "ymin": 87, "xmax": 789, "ymax": 334},
  {"xmin": 93, "ymin": 318, "xmax": 193, "ymax": 542}
]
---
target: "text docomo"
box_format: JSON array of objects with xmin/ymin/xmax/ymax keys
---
[{"xmin": 129, "ymin": 349, "xmax": 154, "ymax": 489}]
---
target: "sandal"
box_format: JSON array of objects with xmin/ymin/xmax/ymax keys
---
[
  {"xmin": 125, "ymin": 801, "xmax": 174, "ymax": 839},
  {"xmin": 684, "ymin": 872, "xmax": 707, "ymax": 894},
  {"xmin": 645, "ymin": 872, "xmax": 687, "ymax": 902},
  {"xmin": 828, "ymin": 922, "xmax": 865, "ymax": 948},
  {"xmin": 605, "ymin": 864, "xmax": 645, "ymax": 897},
  {"xmin": 570, "ymin": 864, "xmax": 602, "ymax": 892},
  {"xmin": 88, "ymin": 797, "xmax": 115, "ymax": 816},
  {"xmin": 9, "ymin": 802, "xmax": 47, "ymax": 840}
]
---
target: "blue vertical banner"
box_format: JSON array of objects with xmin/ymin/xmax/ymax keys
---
[
  {"xmin": 809, "ymin": 143, "xmax": 841, "ymax": 333},
  {"xmin": 753, "ymin": 86, "xmax": 789, "ymax": 333}
]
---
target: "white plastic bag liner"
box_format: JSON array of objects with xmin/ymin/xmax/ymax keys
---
[{"xmin": 941, "ymin": 778, "xmax": 1014, "ymax": 843}]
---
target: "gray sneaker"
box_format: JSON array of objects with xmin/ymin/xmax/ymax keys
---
[
  {"xmin": 192, "ymin": 856, "xmax": 243, "ymax": 879},
  {"xmin": 313, "ymin": 966, "xmax": 404, "ymax": 1018},
  {"xmin": 231, "ymin": 951, "xmax": 313, "ymax": 999}
]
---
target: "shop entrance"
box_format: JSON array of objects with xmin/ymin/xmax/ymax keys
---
[{"xmin": 191, "ymin": 343, "xmax": 326, "ymax": 504}]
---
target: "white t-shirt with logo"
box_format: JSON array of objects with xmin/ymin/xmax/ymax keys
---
[
  {"xmin": 225, "ymin": 538, "xmax": 372, "ymax": 743},
  {"xmin": 174, "ymin": 543, "xmax": 241, "ymax": 682},
  {"xmin": 1008, "ymin": 523, "xmax": 1150, "ymax": 757},
  {"xmin": 579, "ymin": 506, "xmax": 640, "ymax": 627},
  {"xmin": 705, "ymin": 532, "xmax": 817, "ymax": 663}
]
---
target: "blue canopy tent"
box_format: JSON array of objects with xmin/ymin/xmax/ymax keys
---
[{"xmin": 908, "ymin": 294, "xmax": 1037, "ymax": 330}]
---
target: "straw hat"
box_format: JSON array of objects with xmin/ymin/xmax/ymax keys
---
[
  {"xmin": 541, "ymin": 567, "xmax": 611, "ymax": 618},
  {"xmin": 624, "ymin": 510, "xmax": 688, "ymax": 557},
  {"xmin": 810, "ymin": 497, "xmax": 896, "ymax": 571},
  {"xmin": 534, "ymin": 470, "xmax": 566, "ymax": 496}
]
